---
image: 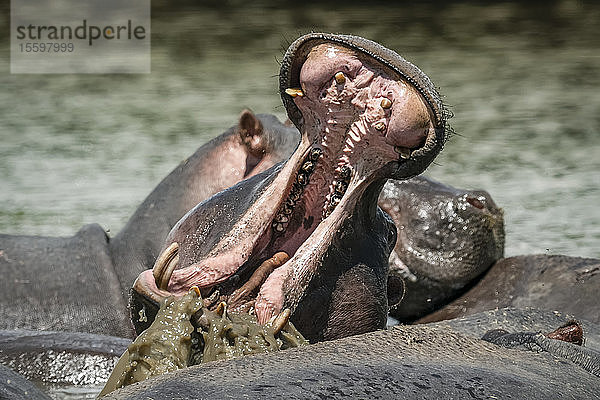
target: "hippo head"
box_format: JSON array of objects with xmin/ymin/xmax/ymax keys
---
[
  {"xmin": 380, "ymin": 176, "xmax": 505, "ymax": 321},
  {"xmin": 131, "ymin": 33, "xmax": 449, "ymax": 342}
]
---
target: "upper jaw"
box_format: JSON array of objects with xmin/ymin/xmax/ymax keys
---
[{"xmin": 280, "ymin": 33, "xmax": 448, "ymax": 180}]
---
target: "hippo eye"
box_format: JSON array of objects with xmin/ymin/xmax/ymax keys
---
[{"xmin": 466, "ymin": 197, "xmax": 484, "ymax": 209}]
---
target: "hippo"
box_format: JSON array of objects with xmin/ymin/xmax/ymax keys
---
[
  {"xmin": 130, "ymin": 32, "xmax": 449, "ymax": 343},
  {"xmin": 380, "ymin": 176, "xmax": 505, "ymax": 321},
  {"xmin": 418, "ymin": 254, "xmax": 600, "ymax": 324},
  {"xmin": 0, "ymin": 363, "xmax": 50, "ymax": 400},
  {"xmin": 100, "ymin": 308, "xmax": 599, "ymax": 399},
  {"xmin": 0, "ymin": 329, "xmax": 129, "ymax": 399},
  {"xmin": 2, "ymin": 108, "xmax": 504, "ymax": 339},
  {"xmin": 0, "ymin": 110, "xmax": 300, "ymax": 338},
  {"xmin": 1, "ymin": 309, "xmax": 597, "ymax": 399}
]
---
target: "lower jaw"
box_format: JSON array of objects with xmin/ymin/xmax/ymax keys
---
[{"xmin": 132, "ymin": 143, "xmax": 371, "ymax": 325}]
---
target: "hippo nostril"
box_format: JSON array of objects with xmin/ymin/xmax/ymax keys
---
[
  {"xmin": 466, "ymin": 197, "xmax": 485, "ymax": 209},
  {"xmin": 394, "ymin": 146, "xmax": 411, "ymax": 160}
]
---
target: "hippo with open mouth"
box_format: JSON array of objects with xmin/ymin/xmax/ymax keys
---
[{"xmin": 132, "ymin": 33, "xmax": 449, "ymax": 342}]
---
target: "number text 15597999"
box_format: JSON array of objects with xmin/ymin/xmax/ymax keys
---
[{"xmin": 19, "ymin": 42, "xmax": 74, "ymax": 52}]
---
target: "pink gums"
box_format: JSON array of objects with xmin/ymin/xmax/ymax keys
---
[{"xmin": 253, "ymin": 43, "xmax": 434, "ymax": 322}]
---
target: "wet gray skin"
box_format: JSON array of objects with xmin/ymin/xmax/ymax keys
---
[
  {"xmin": 0, "ymin": 111, "xmax": 299, "ymax": 338},
  {"xmin": 104, "ymin": 308, "xmax": 600, "ymax": 400},
  {"xmin": 2, "ymin": 309, "xmax": 598, "ymax": 399},
  {"xmin": 132, "ymin": 33, "xmax": 449, "ymax": 342},
  {"xmin": 419, "ymin": 254, "xmax": 600, "ymax": 325},
  {"xmin": 0, "ymin": 329, "xmax": 129, "ymax": 396},
  {"xmin": 0, "ymin": 363, "xmax": 51, "ymax": 400},
  {"xmin": 380, "ymin": 175, "xmax": 505, "ymax": 321}
]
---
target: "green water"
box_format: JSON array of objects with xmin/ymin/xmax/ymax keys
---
[{"xmin": 1, "ymin": 1, "xmax": 599, "ymax": 260}]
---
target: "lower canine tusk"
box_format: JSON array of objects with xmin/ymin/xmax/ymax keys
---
[
  {"xmin": 272, "ymin": 308, "xmax": 291, "ymax": 335},
  {"xmin": 152, "ymin": 242, "xmax": 179, "ymax": 291}
]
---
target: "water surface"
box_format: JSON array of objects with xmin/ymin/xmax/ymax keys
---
[{"xmin": 1, "ymin": 1, "xmax": 599, "ymax": 261}]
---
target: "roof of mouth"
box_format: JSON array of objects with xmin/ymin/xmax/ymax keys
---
[{"xmin": 279, "ymin": 33, "xmax": 449, "ymax": 138}]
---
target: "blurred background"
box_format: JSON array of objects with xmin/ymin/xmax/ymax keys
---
[{"xmin": 0, "ymin": 0, "xmax": 598, "ymax": 258}]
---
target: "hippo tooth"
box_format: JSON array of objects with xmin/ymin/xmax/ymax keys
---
[
  {"xmin": 276, "ymin": 214, "xmax": 289, "ymax": 224},
  {"xmin": 334, "ymin": 180, "xmax": 347, "ymax": 194},
  {"xmin": 274, "ymin": 223, "xmax": 285, "ymax": 232},
  {"xmin": 374, "ymin": 121, "xmax": 386, "ymax": 131},
  {"xmin": 215, "ymin": 301, "xmax": 227, "ymax": 317},
  {"xmin": 334, "ymin": 71, "xmax": 346, "ymax": 84},
  {"xmin": 394, "ymin": 146, "xmax": 411, "ymax": 159},
  {"xmin": 309, "ymin": 147, "xmax": 322, "ymax": 161},
  {"xmin": 285, "ymin": 88, "xmax": 304, "ymax": 97},
  {"xmin": 289, "ymin": 188, "xmax": 301, "ymax": 201},
  {"xmin": 380, "ymin": 98, "xmax": 392, "ymax": 109},
  {"xmin": 271, "ymin": 308, "xmax": 291, "ymax": 335},
  {"xmin": 339, "ymin": 165, "xmax": 352, "ymax": 180},
  {"xmin": 302, "ymin": 161, "xmax": 314, "ymax": 173},
  {"xmin": 152, "ymin": 242, "xmax": 179, "ymax": 290},
  {"xmin": 297, "ymin": 172, "xmax": 308, "ymax": 186},
  {"xmin": 283, "ymin": 206, "xmax": 293, "ymax": 215}
]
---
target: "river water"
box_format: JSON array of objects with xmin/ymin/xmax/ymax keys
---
[
  {"xmin": 1, "ymin": 2, "xmax": 599, "ymax": 261},
  {"xmin": 0, "ymin": 2, "xmax": 599, "ymax": 399}
]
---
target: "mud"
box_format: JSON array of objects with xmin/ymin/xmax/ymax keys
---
[{"xmin": 100, "ymin": 288, "xmax": 306, "ymax": 397}]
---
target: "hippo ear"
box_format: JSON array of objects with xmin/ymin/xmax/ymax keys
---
[
  {"xmin": 238, "ymin": 109, "xmax": 265, "ymax": 154},
  {"xmin": 387, "ymin": 274, "xmax": 405, "ymax": 310}
]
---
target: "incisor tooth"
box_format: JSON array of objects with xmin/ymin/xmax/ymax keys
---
[
  {"xmin": 334, "ymin": 72, "xmax": 346, "ymax": 84},
  {"xmin": 380, "ymin": 98, "xmax": 392, "ymax": 109},
  {"xmin": 374, "ymin": 121, "xmax": 386, "ymax": 131},
  {"xmin": 285, "ymin": 88, "xmax": 304, "ymax": 97}
]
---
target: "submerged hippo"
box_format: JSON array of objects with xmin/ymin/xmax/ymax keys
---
[
  {"xmin": 380, "ymin": 176, "xmax": 505, "ymax": 321},
  {"xmin": 2, "ymin": 308, "xmax": 598, "ymax": 399},
  {"xmin": 102, "ymin": 308, "xmax": 599, "ymax": 399},
  {"xmin": 419, "ymin": 254, "xmax": 600, "ymax": 324},
  {"xmin": 0, "ymin": 111, "xmax": 299, "ymax": 337},
  {"xmin": 131, "ymin": 32, "xmax": 449, "ymax": 342}
]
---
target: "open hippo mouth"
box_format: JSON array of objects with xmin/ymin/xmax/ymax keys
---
[{"xmin": 132, "ymin": 33, "xmax": 448, "ymax": 336}]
